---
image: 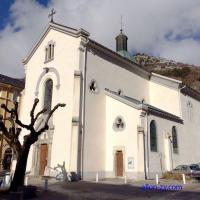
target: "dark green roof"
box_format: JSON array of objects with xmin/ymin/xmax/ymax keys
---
[{"xmin": 117, "ymin": 50, "xmax": 136, "ymax": 62}]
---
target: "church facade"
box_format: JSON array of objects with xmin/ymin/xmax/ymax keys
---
[{"xmin": 18, "ymin": 21, "xmax": 200, "ymax": 180}]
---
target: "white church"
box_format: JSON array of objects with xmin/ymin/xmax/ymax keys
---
[{"xmin": 18, "ymin": 16, "xmax": 200, "ymax": 180}]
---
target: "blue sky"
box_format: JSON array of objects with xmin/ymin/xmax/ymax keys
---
[
  {"xmin": 0, "ymin": 0, "xmax": 49, "ymax": 30},
  {"xmin": 1, "ymin": 0, "xmax": 200, "ymax": 78},
  {"xmin": 0, "ymin": 0, "xmax": 15, "ymax": 30}
]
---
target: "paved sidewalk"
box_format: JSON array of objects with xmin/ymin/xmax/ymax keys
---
[
  {"xmin": 1, "ymin": 178, "xmax": 200, "ymax": 199},
  {"xmin": 32, "ymin": 179, "xmax": 200, "ymax": 200}
]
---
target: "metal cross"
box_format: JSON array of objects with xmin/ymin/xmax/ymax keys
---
[{"xmin": 48, "ymin": 8, "xmax": 56, "ymax": 22}]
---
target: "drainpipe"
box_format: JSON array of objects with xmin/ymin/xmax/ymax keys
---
[
  {"xmin": 140, "ymin": 109, "xmax": 148, "ymax": 180},
  {"xmin": 143, "ymin": 126, "xmax": 147, "ymax": 180},
  {"xmin": 144, "ymin": 110, "xmax": 150, "ymax": 180},
  {"xmin": 80, "ymin": 41, "xmax": 88, "ymax": 180}
]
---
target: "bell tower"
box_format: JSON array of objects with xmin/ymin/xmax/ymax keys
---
[{"xmin": 115, "ymin": 29, "xmax": 128, "ymax": 52}]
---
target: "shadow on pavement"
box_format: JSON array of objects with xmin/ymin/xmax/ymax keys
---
[{"xmin": 1, "ymin": 181, "xmax": 200, "ymax": 200}]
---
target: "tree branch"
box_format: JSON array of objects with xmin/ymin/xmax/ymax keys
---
[
  {"xmin": 34, "ymin": 108, "xmax": 47, "ymax": 124},
  {"xmin": 45, "ymin": 103, "xmax": 66, "ymax": 126},
  {"xmin": 30, "ymin": 98, "xmax": 39, "ymax": 126},
  {"xmin": 1, "ymin": 104, "xmax": 12, "ymax": 113},
  {"xmin": 4, "ymin": 117, "xmax": 15, "ymax": 129},
  {"xmin": 13, "ymin": 102, "xmax": 30, "ymax": 130},
  {"xmin": 36, "ymin": 103, "xmax": 65, "ymax": 136},
  {"xmin": 0, "ymin": 115, "xmax": 22, "ymax": 155}
]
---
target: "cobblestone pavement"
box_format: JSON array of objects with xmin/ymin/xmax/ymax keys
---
[{"xmin": 1, "ymin": 179, "xmax": 200, "ymax": 200}]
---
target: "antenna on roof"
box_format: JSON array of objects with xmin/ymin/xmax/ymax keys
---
[{"xmin": 120, "ymin": 15, "xmax": 124, "ymax": 33}]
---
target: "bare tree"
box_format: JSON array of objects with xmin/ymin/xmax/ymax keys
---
[{"xmin": 0, "ymin": 98, "xmax": 65, "ymax": 192}]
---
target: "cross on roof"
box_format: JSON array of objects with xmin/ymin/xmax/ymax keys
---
[{"xmin": 48, "ymin": 8, "xmax": 56, "ymax": 22}]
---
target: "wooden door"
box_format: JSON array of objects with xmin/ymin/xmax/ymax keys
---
[
  {"xmin": 116, "ymin": 151, "xmax": 123, "ymax": 177},
  {"xmin": 39, "ymin": 144, "xmax": 48, "ymax": 175}
]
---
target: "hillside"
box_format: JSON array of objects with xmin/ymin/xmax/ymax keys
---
[{"xmin": 134, "ymin": 54, "xmax": 200, "ymax": 93}]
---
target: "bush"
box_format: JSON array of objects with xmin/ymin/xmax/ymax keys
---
[
  {"xmin": 162, "ymin": 172, "xmax": 191, "ymax": 180},
  {"xmin": 158, "ymin": 67, "xmax": 191, "ymax": 78}
]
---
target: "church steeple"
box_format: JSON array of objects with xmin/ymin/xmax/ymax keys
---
[
  {"xmin": 115, "ymin": 17, "xmax": 135, "ymax": 62},
  {"xmin": 116, "ymin": 16, "xmax": 128, "ymax": 52},
  {"xmin": 115, "ymin": 30, "xmax": 128, "ymax": 52}
]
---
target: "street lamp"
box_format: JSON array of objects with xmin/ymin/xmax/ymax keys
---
[{"xmin": 0, "ymin": 130, "xmax": 3, "ymax": 169}]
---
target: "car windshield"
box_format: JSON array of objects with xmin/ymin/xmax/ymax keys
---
[
  {"xmin": 174, "ymin": 165, "xmax": 182, "ymax": 170},
  {"xmin": 190, "ymin": 165, "xmax": 200, "ymax": 170}
]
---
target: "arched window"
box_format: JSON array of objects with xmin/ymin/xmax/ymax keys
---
[
  {"xmin": 48, "ymin": 44, "xmax": 52, "ymax": 60},
  {"xmin": 44, "ymin": 79, "xmax": 53, "ymax": 112},
  {"xmin": 150, "ymin": 120, "xmax": 157, "ymax": 152},
  {"xmin": 172, "ymin": 126, "xmax": 178, "ymax": 154},
  {"xmin": 45, "ymin": 41, "xmax": 55, "ymax": 62}
]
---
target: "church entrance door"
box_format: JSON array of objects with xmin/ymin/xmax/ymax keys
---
[
  {"xmin": 115, "ymin": 151, "xmax": 123, "ymax": 177},
  {"xmin": 39, "ymin": 144, "xmax": 48, "ymax": 175}
]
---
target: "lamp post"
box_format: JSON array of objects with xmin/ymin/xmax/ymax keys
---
[{"xmin": 0, "ymin": 131, "xmax": 3, "ymax": 169}]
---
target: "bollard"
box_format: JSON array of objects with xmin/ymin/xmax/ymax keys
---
[
  {"xmin": 25, "ymin": 176, "xmax": 28, "ymax": 186},
  {"xmin": 156, "ymin": 174, "xmax": 159, "ymax": 185},
  {"xmin": 182, "ymin": 174, "xmax": 186, "ymax": 184},
  {"xmin": 124, "ymin": 174, "xmax": 127, "ymax": 184},
  {"xmin": 4, "ymin": 172, "xmax": 11, "ymax": 187},
  {"xmin": 96, "ymin": 172, "xmax": 99, "ymax": 183},
  {"xmin": 44, "ymin": 178, "xmax": 48, "ymax": 191}
]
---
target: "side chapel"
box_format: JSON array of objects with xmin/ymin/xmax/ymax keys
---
[{"xmin": 18, "ymin": 15, "xmax": 200, "ymax": 180}]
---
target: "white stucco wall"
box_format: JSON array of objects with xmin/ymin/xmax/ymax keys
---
[
  {"xmin": 20, "ymin": 28, "xmax": 83, "ymax": 173},
  {"xmin": 146, "ymin": 115, "xmax": 183, "ymax": 178},
  {"xmin": 149, "ymin": 80, "xmax": 181, "ymax": 116},
  {"xmin": 146, "ymin": 102, "xmax": 200, "ymax": 179},
  {"xmin": 178, "ymin": 94, "xmax": 200, "ymax": 164},
  {"xmin": 83, "ymin": 50, "xmax": 149, "ymax": 179},
  {"xmin": 105, "ymin": 96, "xmax": 141, "ymax": 179},
  {"xmin": 86, "ymin": 51, "xmax": 150, "ymax": 102}
]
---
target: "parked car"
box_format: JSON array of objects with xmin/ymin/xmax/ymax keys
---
[
  {"xmin": 196, "ymin": 162, "xmax": 200, "ymax": 168},
  {"xmin": 172, "ymin": 164, "xmax": 200, "ymax": 177}
]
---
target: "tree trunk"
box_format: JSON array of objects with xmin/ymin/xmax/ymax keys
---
[{"xmin": 9, "ymin": 143, "xmax": 31, "ymax": 192}]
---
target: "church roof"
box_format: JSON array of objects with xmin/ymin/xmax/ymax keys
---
[
  {"xmin": 105, "ymin": 88, "xmax": 183, "ymax": 124},
  {"xmin": 0, "ymin": 74, "xmax": 25, "ymax": 89},
  {"xmin": 181, "ymin": 86, "xmax": 200, "ymax": 102},
  {"xmin": 22, "ymin": 21, "xmax": 200, "ymax": 102},
  {"xmin": 87, "ymin": 39, "xmax": 150, "ymax": 79},
  {"xmin": 117, "ymin": 50, "xmax": 136, "ymax": 62}
]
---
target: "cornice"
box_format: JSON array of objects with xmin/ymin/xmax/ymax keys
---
[
  {"xmin": 23, "ymin": 22, "xmax": 90, "ymax": 65},
  {"xmin": 150, "ymin": 73, "xmax": 182, "ymax": 89},
  {"xmin": 181, "ymin": 86, "xmax": 200, "ymax": 102},
  {"xmin": 87, "ymin": 39, "xmax": 150, "ymax": 80},
  {"xmin": 105, "ymin": 88, "xmax": 183, "ymax": 124}
]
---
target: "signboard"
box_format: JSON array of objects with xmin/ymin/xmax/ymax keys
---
[{"xmin": 128, "ymin": 157, "xmax": 134, "ymax": 169}]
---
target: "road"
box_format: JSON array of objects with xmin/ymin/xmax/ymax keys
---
[
  {"xmin": 34, "ymin": 180, "xmax": 200, "ymax": 200},
  {"xmin": 1, "ymin": 179, "xmax": 200, "ymax": 199}
]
